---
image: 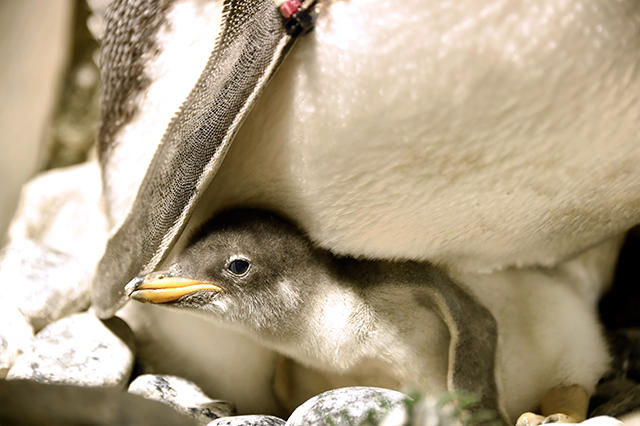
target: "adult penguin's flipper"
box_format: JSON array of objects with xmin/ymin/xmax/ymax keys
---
[{"xmin": 93, "ymin": 0, "xmax": 309, "ymax": 318}]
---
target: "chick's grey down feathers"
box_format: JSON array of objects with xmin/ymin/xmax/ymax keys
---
[{"xmin": 136, "ymin": 209, "xmax": 504, "ymax": 422}]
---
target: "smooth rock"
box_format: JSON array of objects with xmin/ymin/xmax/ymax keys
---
[
  {"xmin": 6, "ymin": 312, "xmax": 134, "ymax": 388},
  {"xmin": 378, "ymin": 404, "xmax": 409, "ymax": 426},
  {"xmin": 129, "ymin": 374, "xmax": 234, "ymax": 425},
  {"xmin": 208, "ymin": 415, "xmax": 285, "ymax": 426},
  {"xmin": 1, "ymin": 162, "xmax": 108, "ymax": 331},
  {"xmin": 577, "ymin": 417, "xmax": 623, "ymax": 426},
  {"xmin": 0, "ymin": 379, "xmax": 198, "ymax": 426},
  {"xmin": 0, "ymin": 305, "xmax": 33, "ymax": 378},
  {"xmin": 0, "ymin": 239, "xmax": 90, "ymax": 331},
  {"xmin": 6, "ymin": 162, "xmax": 108, "ymax": 267},
  {"xmin": 285, "ymin": 387, "xmax": 408, "ymax": 426},
  {"xmin": 0, "ymin": 162, "xmax": 108, "ymax": 378}
]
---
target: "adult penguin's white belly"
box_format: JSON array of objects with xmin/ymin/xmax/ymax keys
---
[
  {"xmin": 188, "ymin": 0, "xmax": 640, "ymax": 272},
  {"xmin": 106, "ymin": 0, "xmax": 640, "ymax": 273}
]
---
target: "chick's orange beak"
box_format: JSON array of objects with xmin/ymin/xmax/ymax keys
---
[{"xmin": 128, "ymin": 274, "xmax": 225, "ymax": 304}]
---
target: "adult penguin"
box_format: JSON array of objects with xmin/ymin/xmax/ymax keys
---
[{"xmin": 92, "ymin": 0, "xmax": 639, "ymax": 421}]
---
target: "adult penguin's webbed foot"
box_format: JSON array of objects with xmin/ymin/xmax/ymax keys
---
[{"xmin": 516, "ymin": 385, "xmax": 589, "ymax": 426}]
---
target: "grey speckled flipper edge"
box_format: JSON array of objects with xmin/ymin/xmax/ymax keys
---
[{"xmin": 93, "ymin": 0, "xmax": 299, "ymax": 317}]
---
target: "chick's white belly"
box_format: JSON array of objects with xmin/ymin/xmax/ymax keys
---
[{"xmin": 457, "ymin": 237, "xmax": 621, "ymax": 421}]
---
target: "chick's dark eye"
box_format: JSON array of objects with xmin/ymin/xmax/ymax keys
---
[{"xmin": 228, "ymin": 259, "xmax": 250, "ymax": 275}]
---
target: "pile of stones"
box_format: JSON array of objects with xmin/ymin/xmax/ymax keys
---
[
  {"xmin": 0, "ymin": 310, "xmax": 410, "ymax": 425},
  {"xmin": 0, "ymin": 307, "xmax": 630, "ymax": 425}
]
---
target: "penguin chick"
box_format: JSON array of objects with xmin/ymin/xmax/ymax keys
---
[
  {"xmin": 128, "ymin": 209, "xmax": 451, "ymax": 392},
  {"xmin": 126, "ymin": 208, "xmax": 611, "ymax": 424}
]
